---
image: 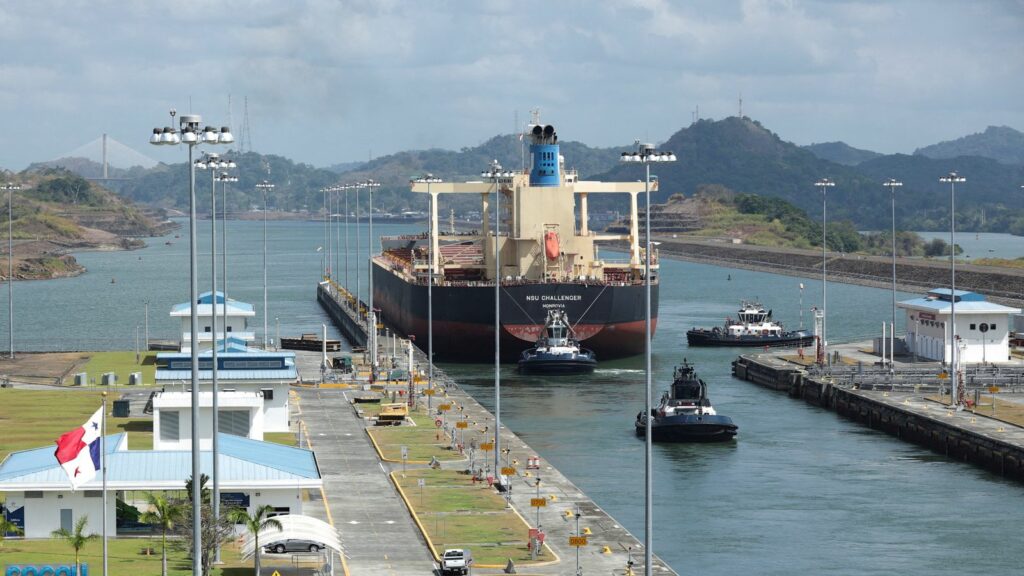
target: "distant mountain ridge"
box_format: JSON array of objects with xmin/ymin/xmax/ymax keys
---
[
  {"xmin": 803, "ymin": 141, "xmax": 882, "ymax": 166},
  {"xmin": 914, "ymin": 125, "xmax": 1024, "ymax": 165},
  {"xmin": 25, "ymin": 117, "xmax": 1024, "ymax": 234}
]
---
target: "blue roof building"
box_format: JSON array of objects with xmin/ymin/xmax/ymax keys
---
[
  {"xmin": 172, "ymin": 291, "xmax": 257, "ymax": 352},
  {"xmin": 0, "ymin": 433, "xmax": 322, "ymax": 538}
]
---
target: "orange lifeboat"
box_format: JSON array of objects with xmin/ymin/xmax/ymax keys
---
[{"xmin": 544, "ymin": 231, "xmax": 559, "ymax": 260}]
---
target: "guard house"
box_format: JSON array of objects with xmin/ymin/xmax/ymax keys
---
[
  {"xmin": 172, "ymin": 291, "xmax": 256, "ymax": 352},
  {"xmin": 154, "ymin": 338, "xmax": 296, "ymax": 433},
  {"xmin": 899, "ymin": 288, "xmax": 1021, "ymax": 364},
  {"xmin": 0, "ymin": 433, "xmax": 322, "ymax": 538}
]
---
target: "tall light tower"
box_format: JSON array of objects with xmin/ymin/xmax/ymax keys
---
[
  {"xmin": 939, "ymin": 171, "xmax": 965, "ymax": 407},
  {"xmin": 620, "ymin": 142, "xmax": 676, "ymax": 576},
  {"xmin": 1, "ymin": 182, "xmax": 20, "ymax": 359},
  {"xmin": 364, "ymin": 179, "xmax": 381, "ymax": 373},
  {"xmin": 412, "ymin": 174, "xmax": 442, "ymax": 411},
  {"xmin": 217, "ymin": 170, "xmax": 238, "ymax": 353},
  {"xmin": 883, "ymin": 178, "xmax": 902, "ymax": 370},
  {"xmin": 481, "ymin": 160, "xmax": 514, "ymax": 479},
  {"xmin": 256, "ymin": 180, "xmax": 275, "ymax": 349},
  {"xmin": 815, "ymin": 178, "xmax": 835, "ymax": 364},
  {"xmin": 149, "ymin": 111, "xmax": 232, "ymax": 576}
]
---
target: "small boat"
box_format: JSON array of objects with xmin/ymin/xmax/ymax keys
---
[
  {"xmin": 686, "ymin": 300, "xmax": 814, "ymax": 348},
  {"xmin": 635, "ymin": 360, "xmax": 737, "ymax": 442},
  {"xmin": 165, "ymin": 241, "xmax": 173, "ymax": 246},
  {"xmin": 517, "ymin": 310, "xmax": 597, "ymax": 374}
]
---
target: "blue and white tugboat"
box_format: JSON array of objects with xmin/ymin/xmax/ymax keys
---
[
  {"xmin": 517, "ymin": 310, "xmax": 597, "ymax": 374},
  {"xmin": 635, "ymin": 360, "xmax": 737, "ymax": 442},
  {"xmin": 686, "ymin": 300, "xmax": 814, "ymax": 348}
]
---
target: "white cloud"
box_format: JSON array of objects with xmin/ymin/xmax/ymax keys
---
[{"xmin": 0, "ymin": 0, "xmax": 1021, "ymax": 169}]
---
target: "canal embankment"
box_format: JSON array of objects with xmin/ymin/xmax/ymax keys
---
[{"xmin": 732, "ymin": 346, "xmax": 1024, "ymax": 481}]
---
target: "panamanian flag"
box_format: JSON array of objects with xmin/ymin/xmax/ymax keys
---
[{"xmin": 54, "ymin": 407, "xmax": 103, "ymax": 490}]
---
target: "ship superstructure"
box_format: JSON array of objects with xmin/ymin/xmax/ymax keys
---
[{"xmin": 373, "ymin": 121, "xmax": 660, "ymax": 361}]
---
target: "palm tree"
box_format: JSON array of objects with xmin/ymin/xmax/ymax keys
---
[
  {"xmin": 140, "ymin": 492, "xmax": 185, "ymax": 576},
  {"xmin": 0, "ymin": 515, "xmax": 23, "ymax": 547},
  {"xmin": 51, "ymin": 515, "xmax": 98, "ymax": 575},
  {"xmin": 228, "ymin": 505, "xmax": 283, "ymax": 576}
]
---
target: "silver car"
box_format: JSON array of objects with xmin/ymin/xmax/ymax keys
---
[{"xmin": 264, "ymin": 539, "xmax": 324, "ymax": 554}]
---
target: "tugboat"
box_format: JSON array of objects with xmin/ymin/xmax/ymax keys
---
[
  {"xmin": 686, "ymin": 300, "xmax": 814, "ymax": 348},
  {"xmin": 635, "ymin": 360, "xmax": 737, "ymax": 442},
  {"xmin": 517, "ymin": 310, "xmax": 597, "ymax": 375}
]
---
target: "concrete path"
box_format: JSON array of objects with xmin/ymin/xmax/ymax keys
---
[{"xmin": 296, "ymin": 386, "xmax": 436, "ymax": 575}]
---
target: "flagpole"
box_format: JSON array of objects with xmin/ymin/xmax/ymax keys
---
[{"xmin": 101, "ymin": 392, "xmax": 108, "ymax": 576}]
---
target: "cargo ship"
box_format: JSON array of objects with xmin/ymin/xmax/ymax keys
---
[{"xmin": 372, "ymin": 121, "xmax": 659, "ymax": 362}]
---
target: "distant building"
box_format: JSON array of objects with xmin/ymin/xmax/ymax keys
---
[
  {"xmin": 172, "ymin": 291, "xmax": 256, "ymax": 352},
  {"xmin": 154, "ymin": 338, "xmax": 296, "ymax": 433},
  {"xmin": 899, "ymin": 288, "xmax": 1021, "ymax": 363}
]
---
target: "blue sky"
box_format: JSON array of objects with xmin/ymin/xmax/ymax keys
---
[{"xmin": 0, "ymin": 0, "xmax": 1021, "ymax": 170}]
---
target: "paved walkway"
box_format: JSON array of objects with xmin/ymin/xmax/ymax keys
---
[{"xmin": 296, "ymin": 387, "xmax": 435, "ymax": 575}]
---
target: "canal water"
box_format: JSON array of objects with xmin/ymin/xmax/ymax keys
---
[{"xmin": 10, "ymin": 220, "xmax": 1024, "ymax": 575}]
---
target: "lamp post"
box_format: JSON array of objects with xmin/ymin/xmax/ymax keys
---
[
  {"xmin": 321, "ymin": 187, "xmax": 329, "ymax": 279},
  {"xmin": 620, "ymin": 142, "xmax": 675, "ymax": 576},
  {"xmin": 364, "ymin": 179, "xmax": 381, "ymax": 372},
  {"xmin": 343, "ymin": 184, "xmax": 351, "ymax": 296},
  {"xmin": 256, "ymin": 180, "xmax": 275, "ymax": 349},
  {"xmin": 481, "ymin": 160, "xmax": 514, "ymax": 479},
  {"xmin": 196, "ymin": 153, "xmax": 235, "ymax": 563},
  {"xmin": 1, "ymin": 182, "xmax": 20, "ymax": 359},
  {"xmin": 815, "ymin": 178, "xmax": 835, "ymax": 364},
  {"xmin": 883, "ymin": 179, "xmax": 903, "ymax": 371},
  {"xmin": 217, "ymin": 171, "xmax": 238, "ymax": 354},
  {"xmin": 354, "ymin": 183, "xmax": 361, "ymax": 314},
  {"xmin": 149, "ymin": 110, "xmax": 232, "ymax": 576},
  {"xmin": 412, "ymin": 175, "xmax": 442, "ymax": 411},
  {"xmin": 939, "ymin": 171, "xmax": 966, "ymax": 408}
]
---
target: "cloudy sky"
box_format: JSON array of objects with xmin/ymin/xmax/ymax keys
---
[{"xmin": 1, "ymin": 0, "xmax": 1021, "ymax": 170}]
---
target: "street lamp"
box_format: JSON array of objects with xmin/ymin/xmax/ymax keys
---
[
  {"xmin": 481, "ymin": 160, "xmax": 514, "ymax": 480},
  {"xmin": 216, "ymin": 170, "xmax": 238, "ymax": 354},
  {"xmin": 412, "ymin": 174, "xmax": 442, "ymax": 411},
  {"xmin": 363, "ymin": 179, "xmax": 381, "ymax": 372},
  {"xmin": 815, "ymin": 178, "xmax": 835, "ymax": 364},
  {"xmin": 343, "ymin": 184, "xmax": 352, "ymax": 296},
  {"xmin": 883, "ymin": 178, "xmax": 903, "ymax": 371},
  {"xmin": 620, "ymin": 142, "xmax": 675, "ymax": 576},
  {"xmin": 321, "ymin": 187, "xmax": 330, "ymax": 279},
  {"xmin": 195, "ymin": 153, "xmax": 235, "ymax": 562},
  {"xmin": 939, "ymin": 171, "xmax": 966, "ymax": 408},
  {"xmin": 150, "ymin": 110, "xmax": 232, "ymax": 576},
  {"xmin": 1, "ymin": 182, "xmax": 20, "ymax": 359},
  {"xmin": 256, "ymin": 180, "xmax": 275, "ymax": 349}
]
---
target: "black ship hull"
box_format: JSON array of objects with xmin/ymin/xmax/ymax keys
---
[
  {"xmin": 517, "ymin": 354, "xmax": 597, "ymax": 375},
  {"xmin": 635, "ymin": 413, "xmax": 738, "ymax": 442},
  {"xmin": 373, "ymin": 261, "xmax": 659, "ymax": 362},
  {"xmin": 686, "ymin": 329, "xmax": 814, "ymax": 348}
]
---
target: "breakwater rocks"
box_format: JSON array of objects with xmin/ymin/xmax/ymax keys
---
[{"xmin": 657, "ymin": 238, "xmax": 1024, "ymax": 307}]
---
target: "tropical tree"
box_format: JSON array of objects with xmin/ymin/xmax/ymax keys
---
[
  {"xmin": 140, "ymin": 492, "xmax": 185, "ymax": 576},
  {"xmin": 51, "ymin": 515, "xmax": 98, "ymax": 575},
  {"xmin": 228, "ymin": 506, "xmax": 283, "ymax": 576},
  {"xmin": 0, "ymin": 515, "xmax": 23, "ymax": 547},
  {"xmin": 184, "ymin": 473, "xmax": 211, "ymax": 505}
]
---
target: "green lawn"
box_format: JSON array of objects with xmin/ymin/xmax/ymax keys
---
[
  {"xmin": 0, "ymin": 389, "xmax": 296, "ymax": 461},
  {"xmin": 80, "ymin": 351, "xmax": 159, "ymax": 387},
  {"xmin": 0, "ymin": 538, "xmax": 250, "ymax": 576},
  {"xmin": 368, "ymin": 404, "xmax": 467, "ymax": 462},
  {"xmin": 395, "ymin": 469, "xmax": 551, "ymax": 566}
]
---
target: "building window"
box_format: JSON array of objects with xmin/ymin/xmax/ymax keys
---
[
  {"xmin": 970, "ymin": 324, "xmax": 976, "ymax": 330},
  {"xmin": 205, "ymin": 326, "xmax": 211, "ymax": 333},
  {"xmin": 84, "ymin": 491, "xmax": 102, "ymax": 498},
  {"xmin": 261, "ymin": 388, "xmax": 274, "ymax": 401},
  {"xmin": 992, "ymin": 324, "xmax": 997, "ymax": 330},
  {"xmin": 24, "ymin": 491, "xmax": 43, "ymax": 499},
  {"xmin": 219, "ymin": 410, "xmax": 250, "ymax": 437},
  {"xmin": 161, "ymin": 410, "xmax": 180, "ymax": 441}
]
